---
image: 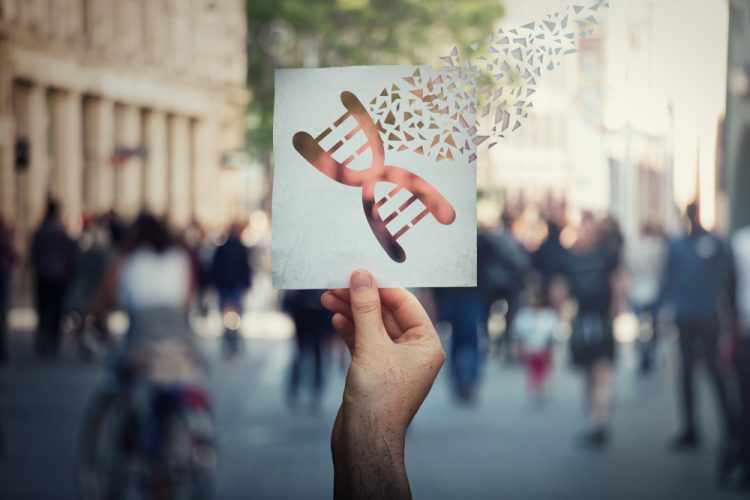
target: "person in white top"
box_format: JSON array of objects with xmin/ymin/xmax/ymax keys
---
[
  {"xmin": 513, "ymin": 280, "xmax": 558, "ymax": 400},
  {"xmin": 92, "ymin": 213, "xmax": 200, "ymax": 374},
  {"xmin": 624, "ymin": 223, "xmax": 667, "ymax": 373}
]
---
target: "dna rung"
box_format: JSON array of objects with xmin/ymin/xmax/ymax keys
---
[{"xmin": 375, "ymin": 186, "xmax": 432, "ymax": 241}]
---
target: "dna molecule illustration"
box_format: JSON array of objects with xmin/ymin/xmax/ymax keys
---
[{"xmin": 293, "ymin": 91, "xmax": 456, "ymax": 263}]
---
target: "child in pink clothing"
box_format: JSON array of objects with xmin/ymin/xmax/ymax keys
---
[{"xmin": 514, "ymin": 285, "xmax": 558, "ymax": 400}]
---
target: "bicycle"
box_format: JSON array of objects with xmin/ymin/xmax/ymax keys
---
[{"xmin": 78, "ymin": 342, "xmax": 216, "ymax": 500}]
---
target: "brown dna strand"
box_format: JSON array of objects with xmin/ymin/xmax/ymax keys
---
[{"xmin": 293, "ymin": 91, "xmax": 456, "ymax": 263}]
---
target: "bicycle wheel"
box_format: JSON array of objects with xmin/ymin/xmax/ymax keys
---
[
  {"xmin": 77, "ymin": 392, "xmax": 136, "ymax": 500},
  {"xmin": 156, "ymin": 408, "xmax": 216, "ymax": 500}
]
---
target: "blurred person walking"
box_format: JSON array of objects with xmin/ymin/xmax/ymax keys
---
[
  {"xmin": 211, "ymin": 222, "xmax": 252, "ymax": 357},
  {"xmin": 0, "ymin": 217, "xmax": 18, "ymax": 365},
  {"xmin": 513, "ymin": 279, "xmax": 558, "ymax": 402},
  {"xmin": 64, "ymin": 217, "xmax": 112, "ymax": 359},
  {"xmin": 104, "ymin": 209, "xmax": 126, "ymax": 248},
  {"xmin": 282, "ymin": 290, "xmax": 332, "ymax": 411},
  {"xmin": 600, "ymin": 215, "xmax": 625, "ymax": 261},
  {"xmin": 625, "ymin": 224, "xmax": 667, "ymax": 374},
  {"xmin": 565, "ymin": 213, "xmax": 623, "ymax": 448},
  {"xmin": 182, "ymin": 221, "xmax": 213, "ymax": 317},
  {"xmin": 435, "ymin": 285, "xmax": 484, "ymax": 403},
  {"xmin": 478, "ymin": 213, "xmax": 530, "ymax": 360},
  {"xmin": 30, "ymin": 200, "xmax": 76, "ymax": 357},
  {"xmin": 532, "ymin": 218, "xmax": 569, "ymax": 303},
  {"xmin": 730, "ymin": 223, "xmax": 750, "ymax": 488},
  {"xmin": 659, "ymin": 203, "xmax": 736, "ymax": 452}
]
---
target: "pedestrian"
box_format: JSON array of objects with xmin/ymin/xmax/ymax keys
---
[
  {"xmin": 64, "ymin": 217, "xmax": 112, "ymax": 358},
  {"xmin": 532, "ymin": 218, "xmax": 569, "ymax": 304},
  {"xmin": 30, "ymin": 200, "xmax": 76, "ymax": 357},
  {"xmin": 478, "ymin": 213, "xmax": 530, "ymax": 360},
  {"xmin": 624, "ymin": 223, "xmax": 667, "ymax": 374},
  {"xmin": 727, "ymin": 223, "xmax": 750, "ymax": 488},
  {"xmin": 211, "ymin": 222, "xmax": 252, "ymax": 357},
  {"xmin": 105, "ymin": 209, "xmax": 126, "ymax": 248},
  {"xmin": 659, "ymin": 203, "xmax": 736, "ymax": 451},
  {"xmin": 434, "ymin": 285, "xmax": 484, "ymax": 403},
  {"xmin": 513, "ymin": 279, "xmax": 558, "ymax": 402},
  {"xmin": 282, "ymin": 289, "xmax": 332, "ymax": 411},
  {"xmin": 181, "ymin": 221, "xmax": 213, "ymax": 317},
  {"xmin": 0, "ymin": 216, "xmax": 18, "ymax": 365},
  {"xmin": 564, "ymin": 212, "xmax": 623, "ymax": 448},
  {"xmin": 600, "ymin": 215, "xmax": 625, "ymax": 261}
]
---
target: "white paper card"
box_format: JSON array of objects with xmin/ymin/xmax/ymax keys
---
[{"xmin": 273, "ymin": 66, "xmax": 477, "ymax": 289}]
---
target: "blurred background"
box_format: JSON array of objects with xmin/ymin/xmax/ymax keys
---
[{"xmin": 1, "ymin": 0, "xmax": 750, "ymax": 499}]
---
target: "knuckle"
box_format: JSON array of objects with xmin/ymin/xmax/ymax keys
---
[{"xmin": 432, "ymin": 343, "xmax": 446, "ymax": 366}]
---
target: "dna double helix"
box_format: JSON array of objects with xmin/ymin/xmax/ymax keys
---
[{"xmin": 293, "ymin": 91, "xmax": 456, "ymax": 263}]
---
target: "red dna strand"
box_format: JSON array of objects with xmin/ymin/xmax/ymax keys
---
[{"xmin": 293, "ymin": 91, "xmax": 456, "ymax": 263}]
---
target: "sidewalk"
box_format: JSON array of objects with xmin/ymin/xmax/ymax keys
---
[{"xmin": 0, "ymin": 326, "xmax": 746, "ymax": 500}]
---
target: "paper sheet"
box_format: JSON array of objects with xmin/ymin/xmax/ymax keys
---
[{"xmin": 272, "ymin": 66, "xmax": 477, "ymax": 289}]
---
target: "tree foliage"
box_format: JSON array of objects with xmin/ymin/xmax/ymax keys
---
[{"xmin": 247, "ymin": 0, "xmax": 506, "ymax": 163}]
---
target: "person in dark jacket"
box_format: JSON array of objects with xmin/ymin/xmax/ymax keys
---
[
  {"xmin": 659, "ymin": 203, "xmax": 736, "ymax": 451},
  {"xmin": 729, "ymin": 224, "xmax": 750, "ymax": 488},
  {"xmin": 0, "ymin": 217, "xmax": 18, "ymax": 365},
  {"xmin": 434, "ymin": 284, "xmax": 484, "ymax": 403},
  {"xmin": 64, "ymin": 217, "xmax": 112, "ymax": 358},
  {"xmin": 30, "ymin": 200, "xmax": 76, "ymax": 357},
  {"xmin": 478, "ymin": 214, "xmax": 530, "ymax": 360},
  {"xmin": 211, "ymin": 223, "xmax": 252, "ymax": 356},
  {"xmin": 282, "ymin": 290, "xmax": 332, "ymax": 410},
  {"xmin": 532, "ymin": 218, "xmax": 569, "ymax": 299},
  {"xmin": 564, "ymin": 213, "xmax": 623, "ymax": 448}
]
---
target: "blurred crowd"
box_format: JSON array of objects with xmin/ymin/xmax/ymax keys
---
[
  {"xmin": 431, "ymin": 201, "xmax": 750, "ymax": 488},
  {"xmin": 1, "ymin": 197, "xmax": 750, "ymax": 491}
]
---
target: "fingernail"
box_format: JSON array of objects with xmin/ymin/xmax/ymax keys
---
[{"xmin": 350, "ymin": 270, "xmax": 372, "ymax": 292}]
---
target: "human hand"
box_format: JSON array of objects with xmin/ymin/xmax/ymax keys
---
[{"xmin": 321, "ymin": 269, "xmax": 445, "ymax": 500}]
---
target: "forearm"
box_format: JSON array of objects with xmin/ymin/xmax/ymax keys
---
[{"xmin": 332, "ymin": 405, "xmax": 411, "ymax": 500}]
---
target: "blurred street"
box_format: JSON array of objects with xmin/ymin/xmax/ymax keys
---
[
  {"xmin": 1, "ymin": 1, "xmax": 750, "ymax": 499},
  {"xmin": 1, "ymin": 321, "xmax": 745, "ymax": 500}
]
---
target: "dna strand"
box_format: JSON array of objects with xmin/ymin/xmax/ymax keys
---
[{"xmin": 293, "ymin": 91, "xmax": 456, "ymax": 263}]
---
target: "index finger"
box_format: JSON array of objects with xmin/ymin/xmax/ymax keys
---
[
  {"xmin": 328, "ymin": 287, "xmax": 434, "ymax": 332},
  {"xmin": 379, "ymin": 288, "xmax": 433, "ymax": 334}
]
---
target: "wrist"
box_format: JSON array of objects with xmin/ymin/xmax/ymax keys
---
[
  {"xmin": 333, "ymin": 404, "xmax": 410, "ymax": 500},
  {"xmin": 338, "ymin": 403, "xmax": 407, "ymax": 456}
]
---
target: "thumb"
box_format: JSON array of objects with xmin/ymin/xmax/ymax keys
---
[{"xmin": 349, "ymin": 269, "xmax": 387, "ymax": 349}]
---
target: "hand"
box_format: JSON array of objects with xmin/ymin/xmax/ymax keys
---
[{"xmin": 321, "ymin": 269, "xmax": 445, "ymax": 500}]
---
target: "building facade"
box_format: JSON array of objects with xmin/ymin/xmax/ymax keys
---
[
  {"xmin": 726, "ymin": 0, "xmax": 750, "ymax": 233},
  {"xmin": 483, "ymin": 0, "xmax": 730, "ymax": 244},
  {"xmin": 480, "ymin": 0, "xmax": 611, "ymax": 221},
  {"xmin": 0, "ymin": 0, "xmax": 250, "ymax": 242}
]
